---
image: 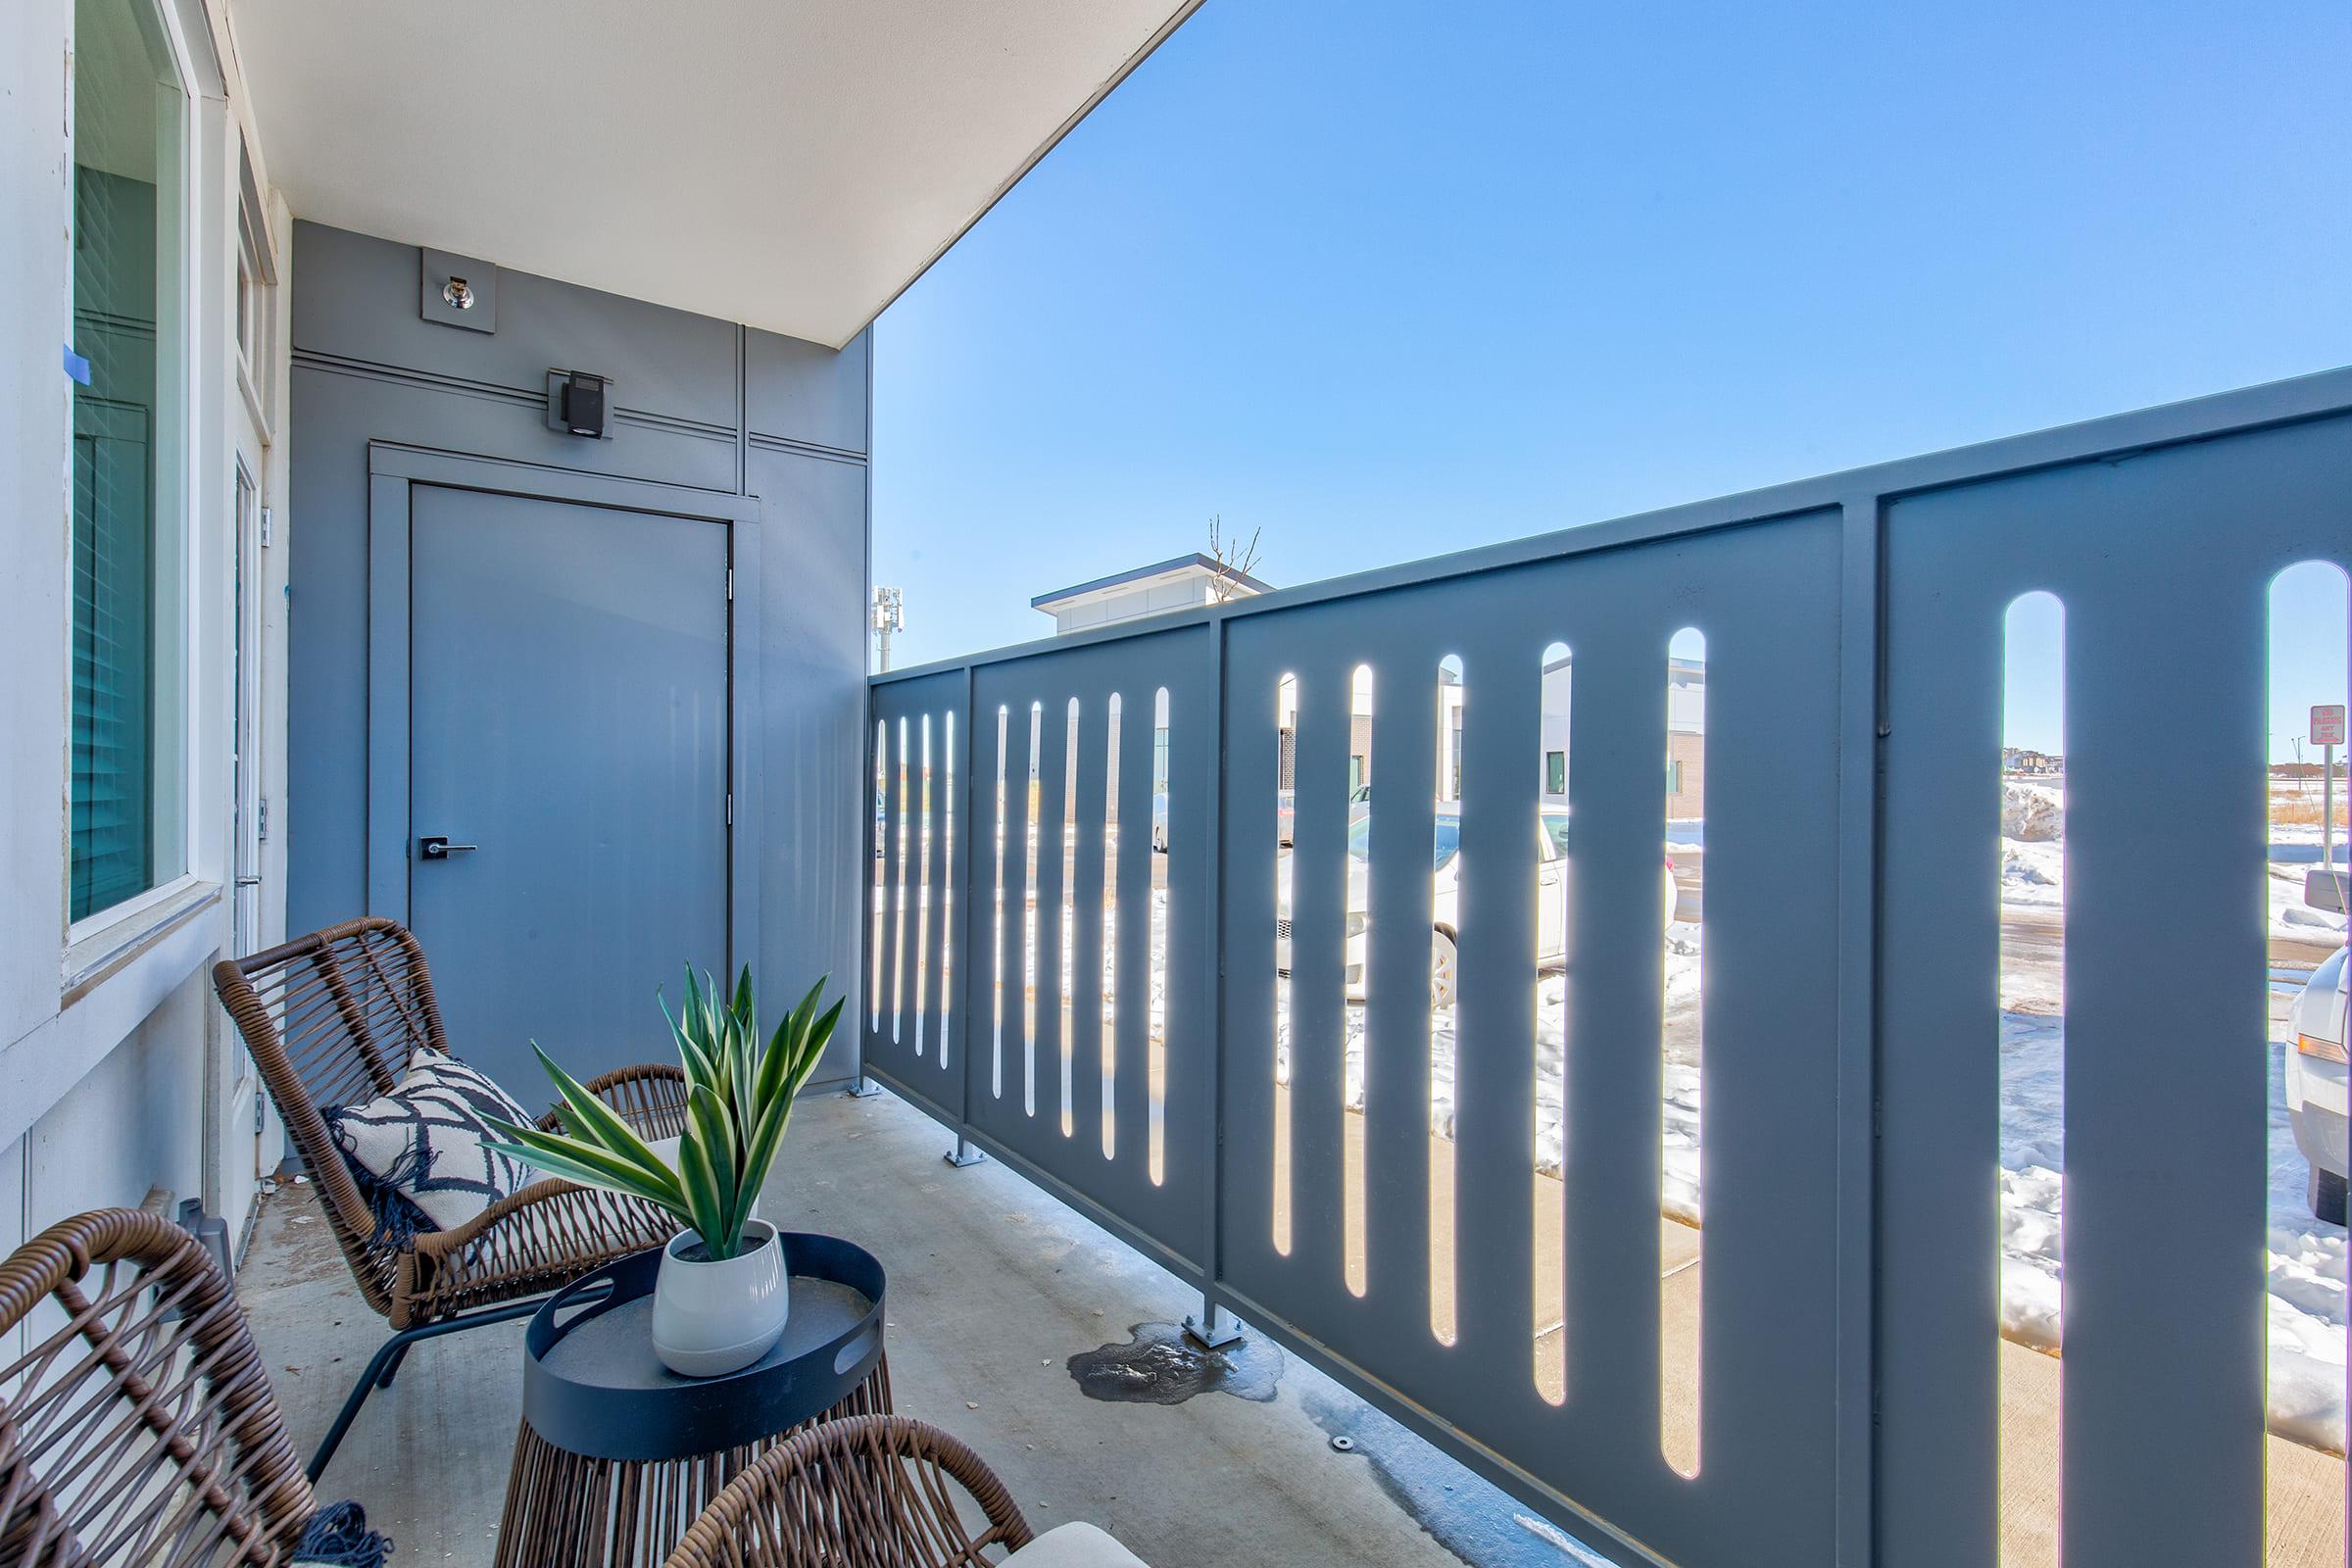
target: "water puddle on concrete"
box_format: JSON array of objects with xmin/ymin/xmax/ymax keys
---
[{"xmin": 1066, "ymin": 1321, "xmax": 1284, "ymax": 1405}]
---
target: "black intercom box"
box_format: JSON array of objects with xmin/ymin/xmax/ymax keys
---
[{"xmin": 546, "ymin": 369, "xmax": 613, "ymax": 439}]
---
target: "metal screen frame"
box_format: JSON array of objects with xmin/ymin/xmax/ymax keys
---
[{"xmin": 863, "ymin": 368, "xmax": 2352, "ymax": 1568}]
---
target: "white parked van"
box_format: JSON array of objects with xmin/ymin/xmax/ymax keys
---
[{"xmin": 2287, "ymin": 946, "xmax": 2351, "ymax": 1223}]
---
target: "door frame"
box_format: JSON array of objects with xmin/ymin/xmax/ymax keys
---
[
  {"xmin": 364, "ymin": 441, "xmax": 763, "ymax": 975},
  {"xmin": 230, "ymin": 452, "xmax": 265, "ymax": 956}
]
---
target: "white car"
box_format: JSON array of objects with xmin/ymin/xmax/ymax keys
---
[
  {"xmin": 2287, "ymin": 945, "xmax": 2350, "ymax": 1223},
  {"xmin": 1276, "ymin": 806, "xmax": 1682, "ymax": 1008}
]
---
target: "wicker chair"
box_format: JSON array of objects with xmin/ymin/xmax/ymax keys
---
[
  {"xmin": 0, "ymin": 1207, "xmax": 322, "ymax": 1566},
  {"xmin": 662, "ymin": 1416, "xmax": 1036, "ymax": 1568},
  {"xmin": 213, "ymin": 916, "xmax": 688, "ymax": 1483}
]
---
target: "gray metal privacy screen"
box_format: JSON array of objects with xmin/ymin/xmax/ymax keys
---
[{"xmin": 862, "ymin": 369, "xmax": 2352, "ymax": 1568}]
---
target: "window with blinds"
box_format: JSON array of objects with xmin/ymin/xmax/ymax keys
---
[{"xmin": 70, "ymin": 0, "xmax": 186, "ymax": 923}]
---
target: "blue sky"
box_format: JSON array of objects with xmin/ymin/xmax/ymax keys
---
[{"xmin": 871, "ymin": 0, "xmax": 2350, "ymax": 757}]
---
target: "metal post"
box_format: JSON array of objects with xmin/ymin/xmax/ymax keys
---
[
  {"xmin": 2326, "ymin": 740, "xmax": 2336, "ymax": 883},
  {"xmin": 1186, "ymin": 611, "xmax": 1243, "ymax": 1350},
  {"xmin": 947, "ymin": 657, "xmax": 985, "ymax": 1170},
  {"xmin": 1831, "ymin": 492, "xmax": 1883, "ymax": 1567}
]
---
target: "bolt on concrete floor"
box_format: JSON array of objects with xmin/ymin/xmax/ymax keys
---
[{"xmin": 238, "ymin": 1085, "xmax": 1607, "ymax": 1567}]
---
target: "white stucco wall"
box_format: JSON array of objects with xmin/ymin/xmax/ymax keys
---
[{"xmin": 1, "ymin": 0, "xmax": 291, "ymax": 1311}]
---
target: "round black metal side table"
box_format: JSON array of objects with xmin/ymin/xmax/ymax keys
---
[{"xmin": 494, "ymin": 1233, "xmax": 889, "ymax": 1568}]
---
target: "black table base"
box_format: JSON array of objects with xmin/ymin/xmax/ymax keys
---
[{"xmin": 493, "ymin": 1356, "xmax": 890, "ymax": 1568}]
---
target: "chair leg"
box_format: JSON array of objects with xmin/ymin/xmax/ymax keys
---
[
  {"xmin": 309, "ymin": 1330, "xmax": 418, "ymax": 1483},
  {"xmin": 374, "ymin": 1339, "xmax": 414, "ymax": 1390},
  {"xmin": 306, "ymin": 1299, "xmax": 546, "ymax": 1483}
]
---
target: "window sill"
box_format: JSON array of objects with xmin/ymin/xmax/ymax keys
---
[{"xmin": 62, "ymin": 878, "xmax": 223, "ymax": 1004}]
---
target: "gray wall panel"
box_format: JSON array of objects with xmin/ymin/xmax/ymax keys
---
[
  {"xmin": 292, "ymin": 222, "xmax": 742, "ymax": 430},
  {"xmin": 289, "ymin": 222, "xmax": 869, "ymax": 1086},
  {"xmin": 748, "ymin": 445, "xmax": 873, "ymax": 1083},
  {"xmin": 295, "ymin": 356, "xmax": 741, "ymax": 500},
  {"xmin": 748, "ymin": 327, "xmax": 870, "ymax": 453},
  {"xmin": 284, "ymin": 364, "xmax": 373, "ymax": 939}
]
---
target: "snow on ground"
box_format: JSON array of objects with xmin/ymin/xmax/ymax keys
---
[
  {"xmin": 1997, "ymin": 783, "xmax": 2345, "ymax": 943},
  {"xmin": 1992, "ymin": 782, "xmax": 2347, "ymax": 1448},
  {"xmin": 1997, "ymin": 1014, "xmax": 2351, "ymax": 1451},
  {"xmin": 2273, "ymin": 819, "xmax": 2352, "ymax": 856},
  {"xmin": 1999, "ymin": 838, "xmax": 2065, "ymax": 909},
  {"xmin": 2278, "ymin": 865, "xmax": 2351, "ymax": 940},
  {"xmin": 1997, "ymin": 1013, "xmax": 2067, "ymax": 1351}
]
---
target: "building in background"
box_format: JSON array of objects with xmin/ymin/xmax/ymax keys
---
[
  {"xmin": 1033, "ymin": 553, "xmax": 1270, "ymax": 636},
  {"xmin": 1536, "ymin": 654, "xmax": 1708, "ymax": 818},
  {"xmin": 1271, "ymin": 653, "xmax": 1705, "ymax": 817}
]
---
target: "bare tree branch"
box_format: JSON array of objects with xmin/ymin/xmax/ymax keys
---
[{"xmin": 1206, "ymin": 514, "xmax": 1263, "ymax": 604}]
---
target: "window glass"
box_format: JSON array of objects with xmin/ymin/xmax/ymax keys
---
[
  {"xmin": 71, "ymin": 0, "xmax": 187, "ymax": 921},
  {"xmin": 1540, "ymin": 811, "xmax": 1572, "ymax": 858},
  {"xmin": 1344, "ymin": 813, "xmax": 1462, "ymax": 869}
]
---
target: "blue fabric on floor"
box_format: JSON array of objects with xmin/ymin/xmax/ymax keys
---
[{"xmin": 293, "ymin": 1499, "xmax": 394, "ymax": 1566}]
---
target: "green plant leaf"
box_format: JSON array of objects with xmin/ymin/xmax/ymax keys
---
[
  {"xmin": 482, "ymin": 1117, "xmax": 682, "ymax": 1199},
  {"xmin": 727, "ymin": 965, "xmax": 762, "ymax": 1135},
  {"xmin": 669, "ymin": 989, "xmax": 725, "ymax": 1104},
  {"xmin": 659, "ymin": 992, "xmax": 701, "ymax": 1074},
  {"xmin": 787, "ymin": 996, "xmax": 846, "ymax": 1100},
  {"xmin": 526, "ymin": 1042, "xmax": 686, "ymax": 1194},
  {"xmin": 515, "ymin": 966, "xmax": 844, "ymax": 1258},
  {"xmin": 675, "ymin": 1150, "xmax": 728, "ymax": 1256},
  {"xmin": 752, "ymin": 1007, "xmax": 796, "ymax": 1112},
  {"xmin": 480, "ymin": 1124, "xmax": 692, "ymax": 1231},
  {"xmin": 733, "ymin": 1091, "xmax": 795, "ymax": 1210},
  {"xmin": 681, "ymin": 1082, "xmax": 742, "ymax": 1256}
]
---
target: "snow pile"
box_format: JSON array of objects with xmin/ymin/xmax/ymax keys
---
[
  {"xmin": 1989, "ymin": 810, "xmax": 2345, "ymax": 1449},
  {"xmin": 2268, "ymin": 1238, "xmax": 2349, "ymax": 1451},
  {"xmin": 1996, "ymin": 1012, "xmax": 2067, "ymax": 1350},
  {"xmin": 1984, "ymin": 779, "xmax": 2344, "ymax": 942},
  {"xmin": 1997, "ymin": 780, "xmax": 2066, "ymax": 908},
  {"xmin": 2264, "ymin": 1030, "xmax": 2352, "ymax": 1452},
  {"xmin": 1998, "ymin": 1165, "xmax": 2064, "ymax": 1348},
  {"xmin": 2002, "ymin": 781, "xmax": 2066, "ymax": 842},
  {"xmin": 1994, "ymin": 1008, "xmax": 2352, "ymax": 1452},
  {"xmin": 2000, "ymin": 840, "xmax": 2065, "ymax": 907}
]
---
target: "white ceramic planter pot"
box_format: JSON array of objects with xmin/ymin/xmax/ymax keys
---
[{"xmin": 651, "ymin": 1218, "xmax": 790, "ymax": 1378}]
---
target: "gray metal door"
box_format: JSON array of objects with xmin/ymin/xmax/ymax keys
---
[{"xmin": 408, "ymin": 484, "xmax": 731, "ymax": 1092}]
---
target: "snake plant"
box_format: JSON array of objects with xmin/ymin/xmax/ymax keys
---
[{"xmin": 485, "ymin": 967, "xmax": 843, "ymax": 1260}]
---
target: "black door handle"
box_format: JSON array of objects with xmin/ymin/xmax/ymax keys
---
[{"xmin": 417, "ymin": 836, "xmax": 480, "ymax": 861}]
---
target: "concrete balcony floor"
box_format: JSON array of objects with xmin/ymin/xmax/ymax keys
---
[
  {"xmin": 237, "ymin": 1081, "xmax": 2348, "ymax": 1567},
  {"xmin": 237, "ymin": 1086, "xmax": 1590, "ymax": 1568}
]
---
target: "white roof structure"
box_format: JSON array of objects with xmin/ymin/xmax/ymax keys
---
[{"xmin": 228, "ymin": 0, "xmax": 1204, "ymax": 347}]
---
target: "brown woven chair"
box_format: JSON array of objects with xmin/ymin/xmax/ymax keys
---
[
  {"xmin": 213, "ymin": 916, "xmax": 688, "ymax": 1482},
  {"xmin": 662, "ymin": 1415, "xmax": 1035, "ymax": 1568},
  {"xmin": 0, "ymin": 1207, "xmax": 321, "ymax": 1566}
]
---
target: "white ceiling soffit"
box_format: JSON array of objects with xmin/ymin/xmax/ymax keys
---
[{"xmin": 228, "ymin": 0, "xmax": 1200, "ymax": 349}]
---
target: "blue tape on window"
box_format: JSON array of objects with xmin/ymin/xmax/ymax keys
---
[{"xmin": 63, "ymin": 346, "xmax": 91, "ymax": 385}]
